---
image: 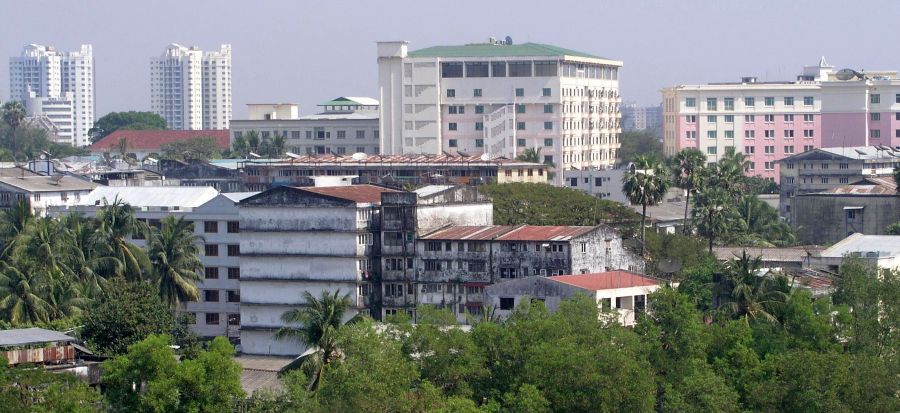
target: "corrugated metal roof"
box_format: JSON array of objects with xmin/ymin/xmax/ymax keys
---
[
  {"xmin": 497, "ymin": 225, "xmax": 596, "ymax": 241},
  {"xmin": 549, "ymin": 271, "xmax": 662, "ymax": 291},
  {"xmin": 821, "ymin": 233, "xmax": 900, "ymax": 258},
  {"xmin": 414, "ymin": 185, "xmax": 455, "ymax": 197},
  {"xmin": 0, "ymin": 328, "xmax": 77, "ymax": 347},
  {"xmin": 817, "ymin": 177, "xmax": 897, "ymax": 195},
  {"xmin": 82, "ymin": 186, "xmax": 219, "ymax": 208},
  {"xmin": 0, "ymin": 176, "xmax": 97, "ymax": 192},
  {"xmin": 713, "ymin": 246, "xmax": 824, "ymax": 263},
  {"xmin": 420, "ymin": 225, "xmax": 516, "ymax": 241},
  {"xmin": 408, "ymin": 42, "xmax": 610, "ymax": 61},
  {"xmin": 297, "ymin": 184, "xmax": 399, "ymax": 204}
]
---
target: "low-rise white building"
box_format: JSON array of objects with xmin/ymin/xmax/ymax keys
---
[
  {"xmin": 0, "ymin": 175, "xmax": 97, "ymax": 215},
  {"xmin": 485, "ymin": 271, "xmax": 669, "ymax": 326},
  {"xmin": 49, "ymin": 186, "xmax": 257, "ymax": 338},
  {"xmin": 809, "ymin": 233, "xmax": 900, "ymax": 272}
]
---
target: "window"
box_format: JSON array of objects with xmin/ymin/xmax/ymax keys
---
[
  {"xmin": 499, "ymin": 297, "xmax": 515, "ymax": 310},
  {"xmin": 685, "ymin": 97, "xmax": 696, "ymax": 107},
  {"xmin": 227, "ymin": 290, "xmax": 240, "ymax": 303},
  {"xmin": 475, "ymin": 122, "xmax": 483, "ymax": 131},
  {"xmin": 204, "ymin": 290, "xmax": 219, "ymax": 302},
  {"xmin": 870, "ymin": 129, "xmax": 881, "ymax": 138},
  {"xmin": 686, "ymin": 115, "xmax": 697, "ymax": 123},
  {"xmin": 491, "ymin": 62, "xmax": 506, "ymax": 77},
  {"xmin": 871, "ymin": 113, "xmax": 881, "ymax": 121},
  {"xmin": 509, "ymin": 62, "xmax": 532, "ymax": 77},
  {"xmin": 205, "ymin": 313, "xmax": 219, "ymax": 325},
  {"xmin": 499, "ymin": 267, "xmax": 518, "ymax": 279},
  {"xmin": 821, "ymin": 177, "xmax": 829, "ymax": 184},
  {"xmin": 448, "ymin": 139, "xmax": 458, "ymax": 147},
  {"xmin": 870, "ymin": 94, "xmax": 880, "ymax": 104},
  {"xmin": 803, "ymin": 114, "xmax": 814, "ymax": 122},
  {"xmin": 744, "ymin": 97, "xmax": 755, "ymax": 107},
  {"xmin": 821, "ymin": 162, "xmax": 829, "ymax": 169},
  {"xmin": 764, "ymin": 114, "xmax": 775, "ymax": 123},
  {"xmin": 516, "ymin": 122, "xmax": 525, "ymax": 130},
  {"xmin": 228, "ymin": 314, "xmax": 240, "ymax": 326},
  {"xmin": 569, "ymin": 177, "xmax": 577, "ymax": 187},
  {"xmin": 542, "ymin": 88, "xmax": 551, "ymax": 97},
  {"xmin": 724, "ymin": 115, "xmax": 734, "ymax": 123},
  {"xmin": 204, "ymin": 221, "xmax": 218, "ymax": 233},
  {"xmin": 784, "ymin": 130, "xmax": 794, "ymax": 138},
  {"xmin": 595, "ymin": 177, "xmax": 603, "ymax": 186},
  {"xmin": 448, "ymin": 123, "xmax": 457, "ymax": 131},
  {"xmin": 227, "ymin": 244, "xmax": 240, "ymax": 256},
  {"xmin": 544, "ymin": 104, "xmax": 553, "ymax": 113},
  {"xmin": 784, "ymin": 145, "xmax": 795, "ymax": 154},
  {"xmin": 291, "ymin": 131, "xmax": 301, "ymax": 138},
  {"xmin": 707, "ymin": 131, "xmax": 717, "ymax": 139},
  {"xmin": 205, "ymin": 267, "xmax": 219, "ymax": 279},
  {"xmin": 707, "ymin": 115, "xmax": 716, "ymax": 123},
  {"xmin": 475, "ymin": 139, "xmax": 484, "ymax": 147},
  {"xmin": 764, "ymin": 97, "xmax": 774, "ymax": 106},
  {"xmin": 515, "ymin": 104, "xmax": 526, "ymax": 114},
  {"xmin": 763, "ymin": 145, "xmax": 775, "ymax": 154},
  {"xmin": 228, "ymin": 267, "xmax": 239, "ymax": 279},
  {"xmin": 784, "ymin": 114, "xmax": 794, "ymax": 122},
  {"xmin": 707, "ymin": 146, "xmax": 717, "ymax": 155},
  {"xmin": 517, "ymin": 138, "xmax": 526, "ymax": 147},
  {"xmin": 205, "ymin": 244, "xmax": 218, "ymax": 256},
  {"xmin": 724, "ymin": 98, "xmax": 734, "ymax": 110},
  {"xmin": 544, "ymin": 121, "xmax": 553, "ymax": 130},
  {"xmin": 724, "ymin": 130, "xmax": 734, "ymax": 139},
  {"xmin": 473, "ymin": 88, "xmax": 482, "ymax": 97},
  {"xmin": 225, "ymin": 221, "xmax": 239, "ymax": 234},
  {"xmin": 839, "ymin": 163, "xmax": 849, "ymax": 169},
  {"xmin": 744, "ymin": 146, "xmax": 755, "ymax": 154},
  {"xmin": 803, "ymin": 96, "xmax": 814, "ymax": 106},
  {"xmin": 784, "ymin": 97, "xmax": 794, "ymax": 106},
  {"xmin": 764, "ymin": 130, "xmax": 775, "ymax": 138},
  {"xmin": 744, "ymin": 130, "xmax": 755, "ymax": 138},
  {"xmin": 544, "ymin": 138, "xmax": 553, "ymax": 147},
  {"xmin": 745, "ymin": 115, "xmax": 755, "ymax": 122},
  {"xmin": 475, "ymin": 105, "xmax": 484, "ymax": 114},
  {"xmin": 356, "ymin": 130, "xmax": 365, "ymax": 139},
  {"xmin": 686, "ymin": 131, "xmax": 697, "ymax": 139},
  {"xmin": 706, "ymin": 98, "xmax": 717, "ymax": 110},
  {"xmin": 765, "ymin": 161, "xmax": 775, "ymax": 170},
  {"xmin": 441, "ymin": 62, "xmax": 463, "ymax": 78},
  {"xmin": 446, "ymin": 89, "xmax": 455, "ymax": 98},
  {"xmin": 515, "ymin": 88, "xmax": 524, "ymax": 97},
  {"xmin": 465, "ymin": 62, "xmax": 489, "ymax": 77},
  {"xmin": 803, "ymin": 129, "xmax": 814, "ymax": 138},
  {"xmin": 336, "ymin": 130, "xmax": 346, "ymax": 139}
]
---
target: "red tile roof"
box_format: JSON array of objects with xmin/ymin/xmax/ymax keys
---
[
  {"xmin": 496, "ymin": 225, "xmax": 596, "ymax": 241},
  {"xmin": 89, "ymin": 129, "xmax": 230, "ymax": 151},
  {"xmin": 296, "ymin": 184, "xmax": 398, "ymax": 204},
  {"xmin": 549, "ymin": 271, "xmax": 662, "ymax": 291}
]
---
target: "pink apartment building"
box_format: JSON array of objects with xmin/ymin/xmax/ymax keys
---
[{"xmin": 662, "ymin": 58, "xmax": 900, "ymax": 181}]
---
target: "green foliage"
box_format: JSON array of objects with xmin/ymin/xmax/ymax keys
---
[
  {"xmin": 644, "ymin": 231, "xmax": 714, "ymax": 276},
  {"xmin": 89, "ymin": 111, "xmax": 167, "ymax": 144},
  {"xmin": 81, "ymin": 278, "xmax": 174, "ymax": 355},
  {"xmin": 0, "ymin": 102, "xmax": 87, "ymax": 159},
  {"xmin": 886, "ymin": 221, "xmax": 900, "ymax": 235},
  {"xmin": 624, "ymin": 155, "xmax": 672, "ymax": 255},
  {"xmin": 149, "ymin": 215, "xmax": 203, "ymax": 307},
  {"xmin": 231, "ymin": 130, "xmax": 286, "ymax": 158},
  {"xmin": 102, "ymin": 334, "xmax": 244, "ymax": 412},
  {"xmin": 161, "ymin": 136, "xmax": 222, "ymax": 161},
  {"xmin": 619, "ymin": 130, "xmax": 663, "ymax": 163},
  {"xmin": 479, "ymin": 182, "xmax": 639, "ymax": 228},
  {"xmin": 0, "ymin": 361, "xmax": 106, "ymax": 412},
  {"xmin": 742, "ymin": 175, "xmax": 779, "ymax": 195}
]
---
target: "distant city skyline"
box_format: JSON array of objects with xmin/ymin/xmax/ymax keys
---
[{"xmin": 3, "ymin": 0, "xmax": 899, "ymax": 119}]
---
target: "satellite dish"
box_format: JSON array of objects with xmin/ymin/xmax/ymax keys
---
[
  {"xmin": 285, "ymin": 152, "xmax": 302, "ymax": 160},
  {"xmin": 351, "ymin": 152, "xmax": 368, "ymax": 161},
  {"xmin": 505, "ymin": 36, "xmax": 513, "ymax": 45},
  {"xmin": 248, "ymin": 152, "xmax": 261, "ymax": 159},
  {"xmin": 834, "ymin": 68, "xmax": 857, "ymax": 81},
  {"xmin": 480, "ymin": 153, "xmax": 491, "ymax": 161},
  {"xmin": 854, "ymin": 149, "xmax": 866, "ymax": 156}
]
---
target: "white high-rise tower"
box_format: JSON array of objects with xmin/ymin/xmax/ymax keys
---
[
  {"xmin": 9, "ymin": 44, "xmax": 95, "ymax": 146},
  {"xmin": 150, "ymin": 44, "xmax": 231, "ymax": 130}
]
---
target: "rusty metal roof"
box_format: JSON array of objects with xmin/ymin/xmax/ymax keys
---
[
  {"xmin": 296, "ymin": 184, "xmax": 399, "ymax": 204},
  {"xmin": 497, "ymin": 225, "xmax": 596, "ymax": 241},
  {"xmin": 420, "ymin": 225, "xmax": 516, "ymax": 241},
  {"xmin": 816, "ymin": 176, "xmax": 897, "ymax": 195},
  {"xmin": 550, "ymin": 271, "xmax": 662, "ymax": 291}
]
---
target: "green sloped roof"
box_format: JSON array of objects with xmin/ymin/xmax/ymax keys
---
[{"xmin": 408, "ymin": 42, "xmax": 608, "ymax": 60}]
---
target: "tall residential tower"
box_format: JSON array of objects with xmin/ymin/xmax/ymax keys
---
[
  {"xmin": 377, "ymin": 39, "xmax": 623, "ymax": 184},
  {"xmin": 8, "ymin": 44, "xmax": 95, "ymax": 146},
  {"xmin": 150, "ymin": 44, "xmax": 232, "ymax": 130}
]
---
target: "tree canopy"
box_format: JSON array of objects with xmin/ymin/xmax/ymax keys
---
[
  {"xmin": 161, "ymin": 136, "xmax": 222, "ymax": 161},
  {"xmin": 479, "ymin": 183, "xmax": 640, "ymax": 229},
  {"xmin": 89, "ymin": 111, "xmax": 167, "ymax": 144},
  {"xmin": 619, "ymin": 130, "xmax": 663, "ymax": 163}
]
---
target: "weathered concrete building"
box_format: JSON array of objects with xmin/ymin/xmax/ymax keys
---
[
  {"xmin": 407, "ymin": 224, "xmax": 644, "ymax": 322},
  {"xmin": 485, "ymin": 271, "xmax": 668, "ymax": 326},
  {"xmin": 791, "ymin": 177, "xmax": 899, "ymax": 244}
]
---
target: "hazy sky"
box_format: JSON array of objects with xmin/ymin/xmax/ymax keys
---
[{"xmin": 3, "ymin": 0, "xmax": 899, "ymax": 118}]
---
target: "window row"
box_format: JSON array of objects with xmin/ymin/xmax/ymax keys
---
[
  {"xmin": 234, "ymin": 130, "xmax": 378, "ymax": 140},
  {"xmin": 204, "ymin": 244, "xmax": 240, "ymax": 256},
  {"xmin": 686, "ymin": 96, "xmax": 815, "ymax": 110},
  {"xmin": 685, "ymin": 114, "xmax": 816, "ymax": 123},
  {"xmin": 203, "ymin": 267, "xmax": 240, "ymax": 279},
  {"xmin": 201, "ymin": 220, "xmax": 239, "ymax": 234}
]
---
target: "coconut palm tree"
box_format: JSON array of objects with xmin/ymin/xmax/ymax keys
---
[
  {"xmin": 719, "ymin": 250, "xmax": 786, "ymax": 324},
  {"xmin": 0, "ymin": 262, "xmax": 51, "ymax": 326},
  {"xmin": 92, "ymin": 197, "xmax": 151, "ymax": 280},
  {"xmin": 623, "ymin": 155, "xmax": 671, "ymax": 256},
  {"xmin": 733, "ymin": 195, "xmax": 795, "ymax": 246},
  {"xmin": 270, "ymin": 134, "xmax": 287, "ymax": 158},
  {"xmin": 692, "ymin": 186, "xmax": 736, "ymax": 252},
  {"xmin": 516, "ymin": 147, "xmax": 542, "ymax": 163},
  {"xmin": 2, "ymin": 101, "xmax": 26, "ymax": 154},
  {"xmin": 148, "ymin": 215, "xmax": 203, "ymax": 308},
  {"xmin": 709, "ymin": 147, "xmax": 749, "ymax": 199},
  {"xmin": 60, "ymin": 213, "xmax": 112, "ymax": 294},
  {"xmin": 0, "ymin": 199, "xmax": 33, "ymax": 258},
  {"xmin": 245, "ymin": 130, "xmax": 260, "ymax": 155},
  {"xmin": 671, "ymin": 148, "xmax": 707, "ymax": 234},
  {"xmin": 275, "ymin": 290, "xmax": 356, "ymax": 391}
]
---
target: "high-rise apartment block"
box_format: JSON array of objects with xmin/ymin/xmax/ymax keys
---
[
  {"xmin": 150, "ymin": 44, "xmax": 232, "ymax": 131},
  {"xmin": 377, "ymin": 39, "xmax": 623, "ymax": 184},
  {"xmin": 662, "ymin": 57, "xmax": 900, "ymax": 181},
  {"xmin": 8, "ymin": 44, "xmax": 94, "ymax": 146},
  {"xmin": 622, "ymin": 103, "xmax": 662, "ymax": 132}
]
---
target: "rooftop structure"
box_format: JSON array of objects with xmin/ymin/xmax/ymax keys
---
[
  {"xmin": 89, "ymin": 129, "xmax": 230, "ymax": 159},
  {"xmin": 0, "ymin": 327, "xmax": 77, "ymax": 347},
  {"xmin": 549, "ymin": 271, "xmax": 662, "ymax": 290},
  {"xmin": 712, "ymin": 246, "xmax": 824, "ymax": 270},
  {"xmin": 809, "ymin": 233, "xmax": 900, "ymax": 271},
  {"xmin": 791, "ymin": 177, "xmax": 899, "ymax": 244}
]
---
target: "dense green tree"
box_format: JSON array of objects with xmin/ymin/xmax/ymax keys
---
[
  {"xmin": 478, "ymin": 182, "xmax": 639, "ymax": 228},
  {"xmin": 692, "ymin": 186, "xmax": 738, "ymax": 252},
  {"xmin": 275, "ymin": 290, "xmax": 356, "ymax": 391},
  {"xmin": 148, "ymin": 215, "xmax": 203, "ymax": 307},
  {"xmin": 0, "ymin": 359, "xmax": 106, "ymax": 412},
  {"xmin": 729, "ymin": 195, "xmax": 795, "ymax": 247},
  {"xmin": 1, "ymin": 101, "xmax": 26, "ymax": 153},
  {"xmin": 886, "ymin": 221, "xmax": 900, "ymax": 235},
  {"xmin": 81, "ymin": 278, "xmax": 174, "ymax": 355},
  {"xmin": 717, "ymin": 251, "xmax": 787, "ymax": 324},
  {"xmin": 88, "ymin": 111, "xmax": 167, "ymax": 143},
  {"xmin": 671, "ymin": 148, "xmax": 707, "ymax": 234},
  {"xmin": 502, "ymin": 384, "xmax": 550, "ymax": 413},
  {"xmin": 0, "ymin": 262, "xmax": 52, "ymax": 325},
  {"xmin": 624, "ymin": 155, "xmax": 671, "ymax": 256},
  {"xmin": 0, "ymin": 199, "xmax": 33, "ymax": 258},
  {"xmin": 832, "ymin": 259, "xmax": 900, "ymax": 358},
  {"xmin": 619, "ymin": 130, "xmax": 663, "ymax": 163},
  {"xmin": 92, "ymin": 198, "xmax": 151, "ymax": 281},
  {"xmin": 644, "ymin": 231, "xmax": 715, "ymax": 276},
  {"xmin": 742, "ymin": 175, "xmax": 779, "ymax": 195},
  {"xmin": 160, "ymin": 136, "xmax": 222, "ymax": 161}
]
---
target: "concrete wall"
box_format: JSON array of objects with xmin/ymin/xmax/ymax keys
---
[
  {"xmin": 417, "ymin": 203, "xmax": 492, "ymax": 233},
  {"xmin": 241, "ymin": 206, "xmax": 360, "ymax": 232},
  {"xmin": 570, "ymin": 226, "xmax": 645, "ymax": 274},
  {"xmin": 791, "ymin": 195, "xmax": 900, "ymax": 244}
]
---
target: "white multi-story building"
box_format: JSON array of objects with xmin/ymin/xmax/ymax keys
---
[
  {"xmin": 150, "ymin": 44, "xmax": 232, "ymax": 131},
  {"xmin": 23, "ymin": 88, "xmax": 75, "ymax": 145},
  {"xmin": 50, "ymin": 186, "xmax": 257, "ymax": 338},
  {"xmin": 622, "ymin": 103, "xmax": 662, "ymax": 132},
  {"xmin": 9, "ymin": 44, "xmax": 94, "ymax": 146},
  {"xmin": 377, "ymin": 39, "xmax": 623, "ymax": 184}
]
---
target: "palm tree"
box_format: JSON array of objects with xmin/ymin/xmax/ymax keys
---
[
  {"xmin": 0, "ymin": 262, "xmax": 51, "ymax": 326},
  {"xmin": 60, "ymin": 213, "xmax": 113, "ymax": 294},
  {"xmin": 92, "ymin": 197, "xmax": 151, "ymax": 280},
  {"xmin": 709, "ymin": 147, "xmax": 749, "ymax": 199},
  {"xmin": 671, "ymin": 148, "xmax": 707, "ymax": 234},
  {"xmin": 718, "ymin": 250, "xmax": 786, "ymax": 324},
  {"xmin": 0, "ymin": 199, "xmax": 33, "ymax": 258},
  {"xmin": 232, "ymin": 134, "xmax": 249, "ymax": 158},
  {"xmin": 2, "ymin": 101, "xmax": 27, "ymax": 155},
  {"xmin": 734, "ymin": 195, "xmax": 795, "ymax": 246},
  {"xmin": 270, "ymin": 134, "xmax": 286, "ymax": 158},
  {"xmin": 148, "ymin": 215, "xmax": 203, "ymax": 308},
  {"xmin": 275, "ymin": 290, "xmax": 356, "ymax": 392},
  {"xmin": 516, "ymin": 147, "xmax": 541, "ymax": 163},
  {"xmin": 692, "ymin": 187, "xmax": 735, "ymax": 252},
  {"xmin": 245, "ymin": 130, "xmax": 260, "ymax": 156},
  {"xmin": 623, "ymin": 155, "xmax": 671, "ymax": 256}
]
